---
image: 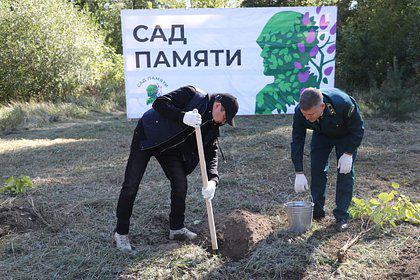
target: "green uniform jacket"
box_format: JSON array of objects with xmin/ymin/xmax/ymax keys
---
[{"xmin": 291, "ymin": 88, "xmax": 365, "ymax": 172}]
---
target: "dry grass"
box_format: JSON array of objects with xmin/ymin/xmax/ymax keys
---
[
  {"xmin": 0, "ymin": 113, "xmax": 419, "ymax": 279},
  {"xmin": 0, "ymin": 99, "xmax": 123, "ymax": 132}
]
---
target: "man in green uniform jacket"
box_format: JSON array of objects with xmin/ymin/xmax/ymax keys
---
[{"xmin": 291, "ymin": 87, "xmax": 364, "ymax": 231}]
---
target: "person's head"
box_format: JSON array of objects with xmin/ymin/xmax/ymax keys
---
[
  {"xmin": 256, "ymin": 11, "xmax": 307, "ymax": 76},
  {"xmin": 212, "ymin": 93, "xmax": 239, "ymax": 126},
  {"xmin": 299, "ymin": 88, "xmax": 325, "ymax": 122}
]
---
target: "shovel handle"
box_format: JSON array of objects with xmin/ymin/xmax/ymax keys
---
[{"xmin": 193, "ymin": 109, "xmax": 218, "ymax": 250}]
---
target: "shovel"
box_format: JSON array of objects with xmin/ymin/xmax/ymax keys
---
[{"xmin": 193, "ymin": 109, "xmax": 218, "ymax": 250}]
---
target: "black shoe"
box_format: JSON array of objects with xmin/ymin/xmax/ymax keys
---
[
  {"xmin": 336, "ymin": 219, "xmax": 348, "ymax": 232},
  {"xmin": 313, "ymin": 213, "xmax": 326, "ymax": 221}
]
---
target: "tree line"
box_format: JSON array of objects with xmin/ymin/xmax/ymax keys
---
[{"xmin": 0, "ymin": 0, "xmax": 418, "ymax": 119}]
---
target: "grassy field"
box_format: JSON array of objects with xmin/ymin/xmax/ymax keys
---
[{"xmin": 0, "ymin": 112, "xmax": 419, "ymax": 279}]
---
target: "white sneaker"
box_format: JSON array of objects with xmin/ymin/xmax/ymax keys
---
[
  {"xmin": 169, "ymin": 227, "xmax": 197, "ymax": 241},
  {"xmin": 113, "ymin": 232, "xmax": 133, "ymax": 252}
]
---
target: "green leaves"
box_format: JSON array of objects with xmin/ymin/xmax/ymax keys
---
[
  {"xmin": 391, "ymin": 182, "xmax": 400, "ymax": 189},
  {"xmin": 349, "ymin": 182, "xmax": 420, "ymax": 231},
  {"xmin": 378, "ymin": 192, "xmax": 394, "ymax": 203},
  {"xmin": 0, "ymin": 175, "xmax": 33, "ymax": 196},
  {"xmin": 1, "ymin": 0, "xmax": 120, "ymax": 103},
  {"xmin": 278, "ymin": 81, "xmax": 291, "ymax": 92}
]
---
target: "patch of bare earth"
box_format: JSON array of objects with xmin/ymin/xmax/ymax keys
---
[
  {"xmin": 0, "ymin": 205, "xmax": 42, "ymax": 236},
  {"xmin": 215, "ymin": 209, "xmax": 274, "ymax": 260},
  {"xmin": 386, "ymin": 240, "xmax": 420, "ymax": 280}
]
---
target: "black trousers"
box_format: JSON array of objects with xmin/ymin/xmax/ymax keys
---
[{"xmin": 115, "ymin": 128, "xmax": 188, "ymax": 235}]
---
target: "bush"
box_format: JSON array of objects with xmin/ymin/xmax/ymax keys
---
[
  {"xmin": 0, "ymin": 175, "xmax": 33, "ymax": 196},
  {"xmin": 0, "ymin": 0, "xmax": 120, "ymax": 103},
  {"xmin": 338, "ymin": 0, "xmax": 419, "ymax": 89},
  {"xmin": 352, "ymin": 59, "xmax": 418, "ymax": 121},
  {"xmin": 350, "ymin": 183, "xmax": 420, "ymax": 230},
  {"xmin": 376, "ymin": 64, "xmax": 418, "ymax": 121}
]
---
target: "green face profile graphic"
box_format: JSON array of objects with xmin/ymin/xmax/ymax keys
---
[
  {"xmin": 256, "ymin": 11, "xmax": 320, "ymax": 114},
  {"xmin": 146, "ymin": 84, "xmax": 159, "ymax": 105}
]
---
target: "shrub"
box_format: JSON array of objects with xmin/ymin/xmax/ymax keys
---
[
  {"xmin": 352, "ymin": 59, "xmax": 419, "ymax": 121},
  {"xmin": 350, "ymin": 182, "xmax": 420, "ymax": 231},
  {"xmin": 0, "ymin": 0, "xmax": 118, "ymax": 103},
  {"xmin": 0, "ymin": 175, "xmax": 33, "ymax": 196},
  {"xmin": 376, "ymin": 62, "xmax": 418, "ymax": 120}
]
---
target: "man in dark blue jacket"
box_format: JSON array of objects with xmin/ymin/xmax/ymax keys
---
[
  {"xmin": 291, "ymin": 87, "xmax": 364, "ymax": 231},
  {"xmin": 113, "ymin": 85, "xmax": 239, "ymax": 252}
]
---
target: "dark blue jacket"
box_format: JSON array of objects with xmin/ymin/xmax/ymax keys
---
[
  {"xmin": 140, "ymin": 86, "xmax": 209, "ymax": 150},
  {"xmin": 291, "ymin": 88, "xmax": 364, "ymax": 172},
  {"xmin": 137, "ymin": 86, "xmax": 220, "ymax": 182}
]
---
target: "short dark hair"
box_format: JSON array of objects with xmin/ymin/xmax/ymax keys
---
[{"xmin": 299, "ymin": 88, "xmax": 323, "ymax": 110}]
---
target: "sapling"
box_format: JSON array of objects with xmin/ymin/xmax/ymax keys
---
[
  {"xmin": 0, "ymin": 175, "xmax": 33, "ymax": 196},
  {"xmin": 337, "ymin": 182, "xmax": 419, "ymax": 262}
]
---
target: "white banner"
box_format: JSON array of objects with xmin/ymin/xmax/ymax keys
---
[{"xmin": 121, "ymin": 7, "xmax": 337, "ymax": 118}]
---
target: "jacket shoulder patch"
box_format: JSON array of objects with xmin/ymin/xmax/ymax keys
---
[{"xmin": 326, "ymin": 103, "xmax": 336, "ymax": 115}]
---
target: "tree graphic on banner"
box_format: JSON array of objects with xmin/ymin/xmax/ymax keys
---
[{"xmin": 255, "ymin": 6, "xmax": 336, "ymax": 114}]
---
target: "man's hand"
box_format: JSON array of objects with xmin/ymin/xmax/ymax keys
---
[
  {"xmin": 338, "ymin": 153, "xmax": 353, "ymax": 174},
  {"xmin": 294, "ymin": 173, "xmax": 309, "ymax": 193},
  {"xmin": 183, "ymin": 111, "xmax": 202, "ymax": 128},
  {"xmin": 202, "ymin": 180, "xmax": 216, "ymax": 200}
]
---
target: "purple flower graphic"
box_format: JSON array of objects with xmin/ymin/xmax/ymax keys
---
[
  {"xmin": 309, "ymin": 45, "xmax": 319, "ymax": 57},
  {"xmin": 319, "ymin": 15, "xmax": 329, "ymax": 30},
  {"xmin": 302, "ymin": 12, "xmax": 310, "ymax": 26},
  {"xmin": 306, "ymin": 29, "xmax": 315, "ymax": 44},
  {"xmin": 316, "ymin": 6, "xmax": 322, "ymax": 14},
  {"xmin": 330, "ymin": 22, "xmax": 337, "ymax": 35},
  {"xmin": 298, "ymin": 70, "xmax": 310, "ymax": 83},
  {"xmin": 294, "ymin": 62, "xmax": 302, "ymax": 69},
  {"xmin": 327, "ymin": 44, "xmax": 336, "ymax": 54},
  {"xmin": 324, "ymin": 66, "xmax": 334, "ymax": 76},
  {"xmin": 297, "ymin": 42, "xmax": 305, "ymax": 53}
]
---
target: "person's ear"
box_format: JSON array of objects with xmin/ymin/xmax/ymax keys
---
[{"xmin": 320, "ymin": 102, "xmax": 326, "ymax": 110}]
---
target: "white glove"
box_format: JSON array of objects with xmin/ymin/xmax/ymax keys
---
[
  {"xmin": 338, "ymin": 153, "xmax": 353, "ymax": 174},
  {"xmin": 183, "ymin": 111, "xmax": 201, "ymax": 128},
  {"xmin": 294, "ymin": 174, "xmax": 309, "ymax": 193},
  {"xmin": 202, "ymin": 180, "xmax": 216, "ymax": 200}
]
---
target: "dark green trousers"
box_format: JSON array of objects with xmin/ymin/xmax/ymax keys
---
[{"xmin": 310, "ymin": 132, "xmax": 357, "ymax": 221}]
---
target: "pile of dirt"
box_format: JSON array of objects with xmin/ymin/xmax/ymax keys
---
[
  {"xmin": 0, "ymin": 205, "xmax": 42, "ymax": 237},
  {"xmin": 216, "ymin": 209, "xmax": 274, "ymax": 260}
]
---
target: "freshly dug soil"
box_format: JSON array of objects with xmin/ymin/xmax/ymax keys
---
[
  {"xmin": 216, "ymin": 209, "xmax": 274, "ymax": 260},
  {"xmin": 0, "ymin": 205, "xmax": 42, "ymax": 236}
]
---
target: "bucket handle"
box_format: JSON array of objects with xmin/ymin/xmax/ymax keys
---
[
  {"xmin": 283, "ymin": 192, "xmax": 313, "ymax": 207},
  {"xmin": 307, "ymin": 193, "xmax": 314, "ymax": 205},
  {"xmin": 308, "ymin": 193, "xmax": 313, "ymax": 203}
]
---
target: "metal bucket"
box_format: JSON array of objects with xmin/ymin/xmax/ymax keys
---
[{"xmin": 284, "ymin": 197, "xmax": 314, "ymax": 233}]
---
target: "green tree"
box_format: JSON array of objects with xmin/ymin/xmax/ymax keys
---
[
  {"xmin": 71, "ymin": 1, "xmax": 151, "ymax": 54},
  {"xmin": 0, "ymin": 0, "xmax": 117, "ymax": 103},
  {"xmin": 191, "ymin": 0, "xmax": 239, "ymax": 8},
  {"xmin": 339, "ymin": 0, "xmax": 419, "ymax": 89},
  {"xmin": 375, "ymin": 58, "xmax": 418, "ymax": 120}
]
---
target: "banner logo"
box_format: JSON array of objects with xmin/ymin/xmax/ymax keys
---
[{"xmin": 137, "ymin": 76, "xmax": 169, "ymax": 105}]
